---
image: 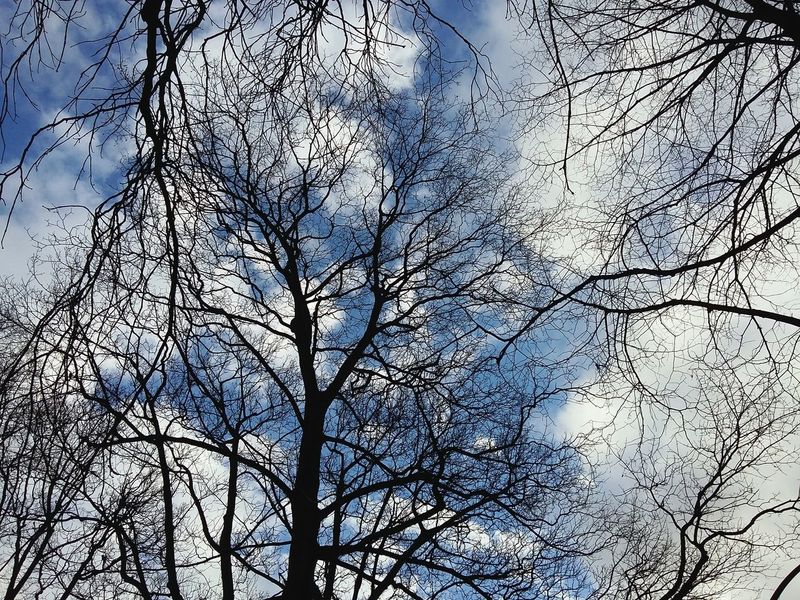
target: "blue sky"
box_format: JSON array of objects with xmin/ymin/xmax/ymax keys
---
[{"xmin": 2, "ymin": 2, "xmax": 800, "ymax": 599}]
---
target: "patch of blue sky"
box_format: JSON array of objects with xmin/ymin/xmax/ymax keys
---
[{"xmin": 0, "ymin": 0, "xmax": 135, "ymax": 264}]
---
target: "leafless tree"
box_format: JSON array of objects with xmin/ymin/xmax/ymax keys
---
[
  {"xmin": 0, "ymin": 28, "xmax": 601, "ymax": 597},
  {"xmin": 6, "ymin": 1, "xmax": 800, "ymax": 599},
  {"xmin": 509, "ymin": 1, "xmax": 800, "ymax": 597}
]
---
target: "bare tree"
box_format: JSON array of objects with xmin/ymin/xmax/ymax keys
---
[
  {"xmin": 0, "ymin": 35, "xmax": 602, "ymax": 597},
  {"xmin": 7, "ymin": 1, "xmax": 800, "ymax": 599},
  {"xmin": 509, "ymin": 1, "xmax": 800, "ymax": 597},
  {"xmin": 513, "ymin": 0, "xmax": 800, "ymax": 324}
]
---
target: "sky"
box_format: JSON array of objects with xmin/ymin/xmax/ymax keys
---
[{"xmin": 1, "ymin": 1, "xmax": 800, "ymax": 599}]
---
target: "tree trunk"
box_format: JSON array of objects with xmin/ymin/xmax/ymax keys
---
[{"xmin": 283, "ymin": 405, "xmax": 325, "ymax": 599}]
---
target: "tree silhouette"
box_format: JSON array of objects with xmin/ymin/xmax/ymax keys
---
[
  {"xmin": 4, "ymin": 1, "xmax": 800, "ymax": 599},
  {"xmin": 0, "ymin": 38, "xmax": 598, "ymax": 598},
  {"xmin": 515, "ymin": 0, "xmax": 800, "ymax": 597}
]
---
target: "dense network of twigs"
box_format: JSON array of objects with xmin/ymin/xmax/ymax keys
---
[{"xmin": 3, "ymin": 1, "xmax": 800, "ymax": 599}]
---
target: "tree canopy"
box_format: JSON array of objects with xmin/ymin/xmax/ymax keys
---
[{"xmin": 2, "ymin": 1, "xmax": 800, "ymax": 599}]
